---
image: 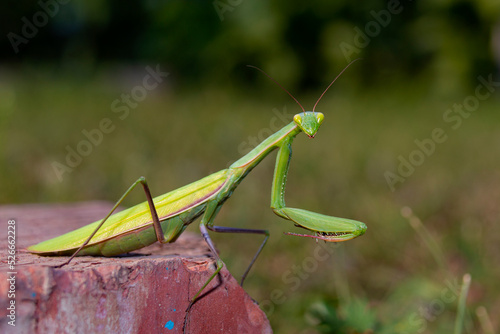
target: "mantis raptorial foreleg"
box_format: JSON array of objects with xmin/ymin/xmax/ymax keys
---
[{"xmin": 271, "ymin": 137, "xmax": 293, "ymax": 214}]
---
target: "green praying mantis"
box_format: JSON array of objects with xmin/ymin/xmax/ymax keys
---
[{"xmin": 27, "ymin": 61, "xmax": 367, "ymax": 332}]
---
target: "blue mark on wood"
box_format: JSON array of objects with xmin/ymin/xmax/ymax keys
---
[{"xmin": 164, "ymin": 320, "xmax": 174, "ymax": 330}]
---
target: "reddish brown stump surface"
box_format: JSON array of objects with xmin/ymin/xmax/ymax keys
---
[{"xmin": 0, "ymin": 202, "xmax": 272, "ymax": 334}]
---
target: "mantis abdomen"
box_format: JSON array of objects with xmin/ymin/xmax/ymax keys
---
[{"xmin": 28, "ymin": 169, "xmax": 230, "ymax": 256}]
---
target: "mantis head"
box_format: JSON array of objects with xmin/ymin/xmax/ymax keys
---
[
  {"xmin": 293, "ymin": 112, "xmax": 324, "ymax": 138},
  {"xmin": 248, "ymin": 59, "xmax": 360, "ymax": 139}
]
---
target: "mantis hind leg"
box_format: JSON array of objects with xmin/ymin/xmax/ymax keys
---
[{"xmin": 56, "ymin": 176, "xmax": 164, "ymax": 267}]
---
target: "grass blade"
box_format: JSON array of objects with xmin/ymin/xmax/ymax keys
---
[
  {"xmin": 454, "ymin": 273, "xmax": 471, "ymax": 334},
  {"xmin": 476, "ymin": 306, "xmax": 495, "ymax": 334}
]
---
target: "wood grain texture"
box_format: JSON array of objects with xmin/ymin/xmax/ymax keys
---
[{"xmin": 0, "ymin": 202, "xmax": 272, "ymax": 334}]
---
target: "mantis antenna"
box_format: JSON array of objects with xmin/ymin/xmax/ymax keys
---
[
  {"xmin": 248, "ymin": 59, "xmax": 361, "ymax": 113},
  {"xmin": 246, "ymin": 65, "xmax": 305, "ymax": 112},
  {"xmin": 313, "ymin": 58, "xmax": 361, "ymax": 112}
]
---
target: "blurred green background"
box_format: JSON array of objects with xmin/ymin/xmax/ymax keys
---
[{"xmin": 2, "ymin": 1, "xmax": 500, "ymax": 333}]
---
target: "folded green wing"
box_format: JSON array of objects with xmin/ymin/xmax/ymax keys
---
[{"xmin": 28, "ymin": 170, "xmax": 228, "ymax": 253}]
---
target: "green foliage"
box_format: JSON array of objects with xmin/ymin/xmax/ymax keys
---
[
  {"xmin": 2, "ymin": 0, "xmax": 499, "ymax": 92},
  {"xmin": 307, "ymin": 299, "xmax": 378, "ymax": 333}
]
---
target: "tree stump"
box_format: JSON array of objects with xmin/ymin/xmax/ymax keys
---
[{"xmin": 0, "ymin": 202, "xmax": 272, "ymax": 334}]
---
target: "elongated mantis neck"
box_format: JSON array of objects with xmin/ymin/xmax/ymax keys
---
[
  {"xmin": 229, "ymin": 121, "xmax": 300, "ymax": 171},
  {"xmin": 229, "ymin": 119, "xmax": 304, "ymax": 215}
]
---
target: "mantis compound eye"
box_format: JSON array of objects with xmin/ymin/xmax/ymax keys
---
[
  {"xmin": 293, "ymin": 114, "xmax": 302, "ymax": 125},
  {"xmin": 316, "ymin": 113, "xmax": 324, "ymax": 124}
]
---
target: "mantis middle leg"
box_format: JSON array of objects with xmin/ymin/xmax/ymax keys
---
[{"xmin": 183, "ymin": 199, "xmax": 270, "ymax": 332}]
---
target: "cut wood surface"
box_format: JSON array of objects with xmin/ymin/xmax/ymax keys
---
[{"xmin": 0, "ymin": 202, "xmax": 272, "ymax": 334}]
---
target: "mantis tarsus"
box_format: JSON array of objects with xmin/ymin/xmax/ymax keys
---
[{"xmin": 27, "ymin": 61, "xmax": 367, "ymax": 332}]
